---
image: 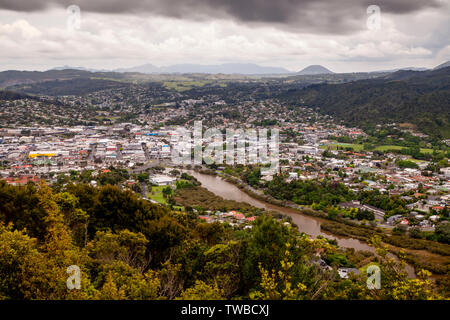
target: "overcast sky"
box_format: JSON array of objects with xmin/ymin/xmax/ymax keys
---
[{"xmin": 0, "ymin": 0, "xmax": 449, "ymax": 72}]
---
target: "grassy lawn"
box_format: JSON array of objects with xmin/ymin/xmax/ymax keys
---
[
  {"xmin": 373, "ymin": 145, "xmax": 434, "ymax": 154},
  {"xmin": 321, "ymin": 143, "xmax": 364, "ymax": 151},
  {"xmin": 147, "ymin": 186, "xmax": 167, "ymax": 204},
  {"xmin": 409, "ymin": 158, "xmax": 429, "ymax": 164},
  {"xmin": 373, "ymin": 145, "xmax": 403, "ymax": 151},
  {"xmin": 163, "ymin": 80, "xmax": 208, "ymax": 92},
  {"xmin": 162, "ymin": 80, "xmax": 226, "ymax": 92},
  {"xmin": 323, "ymin": 142, "xmax": 435, "ymax": 154}
]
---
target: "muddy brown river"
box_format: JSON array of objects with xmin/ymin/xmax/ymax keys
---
[{"xmin": 187, "ymin": 171, "xmax": 416, "ymax": 277}]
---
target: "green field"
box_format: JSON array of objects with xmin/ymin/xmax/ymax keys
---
[
  {"xmin": 162, "ymin": 80, "xmax": 227, "ymax": 92},
  {"xmin": 373, "ymin": 145, "xmax": 433, "ymax": 153},
  {"xmin": 322, "ymin": 143, "xmax": 434, "ymax": 154},
  {"xmin": 322, "ymin": 143, "xmax": 364, "ymax": 151},
  {"xmin": 163, "ymin": 80, "xmax": 207, "ymax": 92},
  {"xmin": 147, "ymin": 186, "xmax": 167, "ymax": 204}
]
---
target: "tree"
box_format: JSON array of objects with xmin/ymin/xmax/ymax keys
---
[
  {"xmin": 158, "ymin": 261, "xmax": 184, "ymax": 299},
  {"xmin": 88, "ymin": 229, "xmax": 151, "ymax": 273},
  {"xmin": 33, "ymin": 182, "xmax": 91, "ymax": 299},
  {"xmin": 162, "ymin": 186, "xmax": 173, "ymax": 198},
  {"xmin": 202, "ymin": 241, "xmax": 240, "ymax": 298},
  {"xmin": 145, "ymin": 215, "xmax": 186, "ymax": 265},
  {"xmin": 194, "ymin": 222, "xmax": 225, "ymax": 245},
  {"xmin": 131, "ymin": 182, "xmax": 142, "ymax": 194},
  {"xmin": 250, "ymin": 244, "xmax": 307, "ymax": 300},
  {"xmin": 54, "ymin": 192, "xmax": 89, "ymax": 247},
  {"xmin": 241, "ymin": 215, "xmax": 300, "ymax": 291},
  {"xmin": 0, "ymin": 223, "xmax": 42, "ymax": 299},
  {"xmin": 137, "ymin": 173, "xmax": 149, "ymax": 183},
  {"xmin": 0, "ymin": 180, "xmax": 48, "ymax": 240},
  {"xmin": 356, "ymin": 209, "xmax": 375, "ymax": 221},
  {"xmin": 435, "ymin": 223, "xmax": 450, "ymax": 244},
  {"xmin": 0, "ymin": 182, "xmax": 92, "ymax": 300},
  {"xmin": 327, "ymin": 207, "xmax": 338, "ymax": 220},
  {"xmin": 94, "ymin": 271, "xmax": 126, "ymax": 300},
  {"xmin": 409, "ymin": 226, "xmax": 423, "ymax": 239},
  {"xmin": 243, "ymin": 167, "xmax": 261, "ymax": 188},
  {"xmin": 90, "ymin": 184, "xmax": 166, "ymax": 236},
  {"xmin": 178, "ymin": 280, "xmax": 224, "ymax": 300},
  {"xmin": 94, "ymin": 261, "xmax": 160, "ymax": 300},
  {"xmin": 396, "ymin": 160, "xmax": 419, "ymax": 169}
]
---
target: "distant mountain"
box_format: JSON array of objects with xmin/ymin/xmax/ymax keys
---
[
  {"xmin": 0, "ymin": 69, "xmax": 93, "ymax": 88},
  {"xmin": 51, "ymin": 65, "xmax": 109, "ymax": 72},
  {"xmin": 375, "ymin": 67, "xmax": 429, "ymax": 73},
  {"xmin": 434, "ymin": 60, "xmax": 450, "ymax": 70},
  {"xmin": 0, "ymin": 69, "xmax": 134, "ymax": 95},
  {"xmin": 164, "ymin": 63, "xmax": 290, "ymax": 74},
  {"xmin": 297, "ymin": 65, "xmax": 333, "ymax": 75},
  {"xmin": 7, "ymin": 78, "xmax": 130, "ymax": 96},
  {"xmin": 281, "ymin": 67, "xmax": 450, "ymax": 138},
  {"xmin": 115, "ymin": 64, "xmax": 160, "ymax": 74},
  {"xmin": 116, "ymin": 63, "xmax": 291, "ymax": 75}
]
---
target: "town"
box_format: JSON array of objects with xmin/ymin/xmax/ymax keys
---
[
  {"xmin": 1, "ymin": 92, "xmax": 449, "ymax": 237},
  {"xmin": 1, "ymin": 0, "xmax": 450, "ymax": 305}
]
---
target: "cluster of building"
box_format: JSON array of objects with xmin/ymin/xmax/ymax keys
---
[
  {"xmin": 277, "ymin": 143, "xmax": 449, "ymax": 230},
  {"xmin": 0, "ymin": 124, "xmax": 178, "ymax": 179},
  {"xmin": 198, "ymin": 210, "xmax": 257, "ymax": 228}
]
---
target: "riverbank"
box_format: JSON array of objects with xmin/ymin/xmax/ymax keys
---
[{"xmin": 186, "ymin": 169, "xmax": 450, "ymax": 278}]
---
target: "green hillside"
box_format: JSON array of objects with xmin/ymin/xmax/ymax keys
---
[{"xmin": 281, "ymin": 67, "xmax": 450, "ymax": 138}]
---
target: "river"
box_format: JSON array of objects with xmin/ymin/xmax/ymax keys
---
[{"xmin": 187, "ymin": 170, "xmax": 416, "ymax": 277}]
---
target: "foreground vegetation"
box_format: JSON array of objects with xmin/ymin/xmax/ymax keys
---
[{"xmin": 0, "ymin": 180, "xmax": 447, "ymax": 299}]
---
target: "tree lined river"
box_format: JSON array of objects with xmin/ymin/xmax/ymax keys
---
[{"xmin": 187, "ymin": 171, "xmax": 416, "ymax": 277}]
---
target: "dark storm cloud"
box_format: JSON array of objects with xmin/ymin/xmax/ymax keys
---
[{"xmin": 0, "ymin": 0, "xmax": 444, "ymax": 34}]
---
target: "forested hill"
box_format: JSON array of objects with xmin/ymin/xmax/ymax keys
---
[
  {"xmin": 0, "ymin": 69, "xmax": 93, "ymax": 88},
  {"xmin": 0, "ymin": 90, "xmax": 30, "ymax": 100},
  {"xmin": 281, "ymin": 67, "xmax": 450, "ymax": 139},
  {"xmin": 6, "ymin": 78, "xmax": 131, "ymax": 96}
]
